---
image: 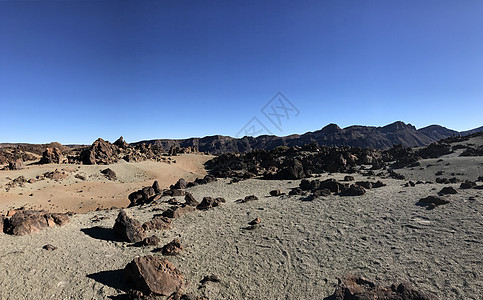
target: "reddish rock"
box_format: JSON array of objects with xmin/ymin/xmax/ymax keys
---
[
  {"xmin": 113, "ymin": 210, "xmax": 146, "ymax": 243},
  {"xmin": 142, "ymin": 235, "xmax": 160, "ymax": 246},
  {"xmin": 162, "ymin": 239, "xmax": 184, "ymax": 256},
  {"xmin": 113, "ymin": 136, "xmax": 129, "ymax": 148},
  {"xmin": 162, "ymin": 205, "xmax": 195, "ymax": 218},
  {"xmin": 329, "ymin": 274, "xmax": 437, "ymax": 300},
  {"xmin": 184, "ymin": 192, "xmax": 199, "ymax": 206},
  {"xmin": 124, "ymin": 255, "xmax": 183, "ymax": 296},
  {"xmin": 8, "ymin": 159, "xmax": 24, "ymax": 170},
  {"xmin": 3, "ymin": 210, "xmax": 70, "ymax": 235},
  {"xmin": 196, "ymin": 197, "xmax": 226, "ymax": 209},
  {"xmin": 39, "ymin": 147, "xmax": 64, "ymax": 164},
  {"xmin": 81, "ymin": 138, "xmax": 118, "ymax": 165},
  {"xmin": 142, "ymin": 216, "xmax": 172, "ymax": 231}
]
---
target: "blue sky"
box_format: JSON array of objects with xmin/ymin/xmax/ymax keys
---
[{"xmin": 1, "ymin": 0, "xmax": 482, "ymax": 144}]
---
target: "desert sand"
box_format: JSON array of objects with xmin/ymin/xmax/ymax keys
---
[
  {"xmin": 0, "ymin": 154, "xmax": 212, "ymax": 214},
  {"xmin": 0, "ymin": 147, "xmax": 482, "ymax": 299}
]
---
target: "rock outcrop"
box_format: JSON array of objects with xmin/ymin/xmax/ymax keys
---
[{"xmin": 3, "ymin": 210, "xmax": 70, "ymax": 235}]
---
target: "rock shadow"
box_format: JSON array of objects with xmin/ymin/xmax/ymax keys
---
[
  {"xmin": 81, "ymin": 226, "xmax": 124, "ymax": 242},
  {"xmin": 87, "ymin": 269, "xmax": 129, "ymax": 292}
]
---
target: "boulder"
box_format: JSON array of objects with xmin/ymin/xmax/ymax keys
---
[
  {"xmin": 269, "ymin": 189, "xmax": 282, "ymax": 196},
  {"xmin": 113, "ymin": 210, "xmax": 146, "ymax": 243},
  {"xmin": 416, "ymin": 196, "xmax": 450, "ymax": 208},
  {"xmin": 184, "ymin": 192, "xmax": 199, "ymax": 206},
  {"xmin": 101, "ymin": 168, "xmax": 117, "ymax": 180},
  {"xmin": 152, "ymin": 181, "xmax": 162, "ymax": 194},
  {"xmin": 340, "ymin": 184, "xmax": 366, "ymax": 196},
  {"xmin": 3, "ymin": 210, "xmax": 70, "ymax": 236},
  {"xmin": 8, "ymin": 159, "xmax": 24, "ymax": 170},
  {"xmin": 129, "ymin": 186, "xmax": 157, "ymax": 207},
  {"xmin": 439, "ymin": 186, "xmax": 457, "ymax": 195},
  {"xmin": 239, "ymin": 195, "xmax": 258, "ymax": 203},
  {"xmin": 172, "ymin": 178, "xmax": 187, "ymax": 189},
  {"xmin": 162, "ymin": 205, "xmax": 195, "ymax": 218},
  {"xmin": 124, "ymin": 256, "xmax": 183, "ymax": 296},
  {"xmin": 196, "ymin": 197, "xmax": 225, "ymax": 210},
  {"xmin": 39, "ymin": 147, "xmax": 64, "ymax": 164},
  {"xmin": 276, "ymin": 159, "xmax": 305, "ymax": 179},
  {"xmin": 142, "ymin": 216, "xmax": 171, "ymax": 231},
  {"xmin": 142, "ymin": 235, "xmax": 160, "ymax": 246},
  {"xmin": 161, "ymin": 238, "xmax": 184, "ymax": 256},
  {"xmin": 460, "ymin": 181, "xmax": 476, "ymax": 189},
  {"xmin": 80, "ymin": 138, "xmax": 118, "ymax": 165},
  {"xmin": 328, "ymin": 274, "xmax": 437, "ymax": 300}
]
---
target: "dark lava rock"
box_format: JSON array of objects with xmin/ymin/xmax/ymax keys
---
[
  {"xmin": 128, "ymin": 185, "xmax": 157, "ymax": 207},
  {"xmin": 270, "ymin": 189, "xmax": 282, "ymax": 196},
  {"xmin": 8, "ymin": 158, "xmax": 24, "ymax": 170},
  {"xmin": 80, "ymin": 138, "xmax": 118, "ymax": 165},
  {"xmin": 340, "ymin": 184, "xmax": 366, "ymax": 196},
  {"xmin": 200, "ymin": 274, "xmax": 221, "ymax": 284},
  {"xmin": 43, "ymin": 244, "xmax": 57, "ymax": 251},
  {"xmin": 289, "ymin": 187, "xmax": 304, "ymax": 195},
  {"xmin": 184, "ymin": 192, "xmax": 199, "ymax": 206},
  {"xmin": 161, "ymin": 238, "xmax": 184, "ymax": 256},
  {"xmin": 101, "ymin": 168, "xmax": 117, "ymax": 180},
  {"xmin": 3, "ymin": 210, "xmax": 70, "ymax": 236},
  {"xmin": 171, "ymin": 178, "xmax": 187, "ymax": 189},
  {"xmin": 113, "ymin": 210, "xmax": 146, "ymax": 243},
  {"xmin": 343, "ymin": 175, "xmax": 354, "ymax": 181},
  {"xmin": 460, "ymin": 181, "xmax": 476, "ymax": 189},
  {"xmin": 124, "ymin": 255, "xmax": 183, "ymax": 296},
  {"xmin": 142, "ymin": 216, "xmax": 171, "ymax": 231},
  {"xmin": 327, "ymin": 274, "xmax": 437, "ymax": 300},
  {"xmin": 416, "ymin": 196, "xmax": 450, "ymax": 208},
  {"xmin": 152, "ymin": 181, "xmax": 162, "ymax": 194},
  {"xmin": 239, "ymin": 195, "xmax": 259, "ymax": 203},
  {"xmin": 113, "ymin": 136, "xmax": 129, "ymax": 148},
  {"xmin": 142, "ymin": 235, "xmax": 160, "ymax": 246},
  {"xmin": 162, "ymin": 205, "xmax": 195, "ymax": 218},
  {"xmin": 196, "ymin": 197, "xmax": 225, "ymax": 210},
  {"xmin": 312, "ymin": 188, "xmax": 331, "ymax": 197},
  {"xmin": 439, "ymin": 186, "xmax": 457, "ymax": 195}
]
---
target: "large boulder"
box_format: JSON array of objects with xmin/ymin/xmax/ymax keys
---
[
  {"xmin": 328, "ymin": 274, "xmax": 437, "ymax": 300},
  {"xmin": 7, "ymin": 159, "xmax": 24, "ymax": 170},
  {"xmin": 3, "ymin": 210, "xmax": 69, "ymax": 236},
  {"xmin": 196, "ymin": 197, "xmax": 226, "ymax": 210},
  {"xmin": 124, "ymin": 256, "xmax": 184, "ymax": 296},
  {"xmin": 80, "ymin": 138, "xmax": 118, "ymax": 165},
  {"xmin": 39, "ymin": 147, "xmax": 64, "ymax": 164},
  {"xmin": 113, "ymin": 210, "xmax": 146, "ymax": 243},
  {"xmin": 416, "ymin": 196, "xmax": 450, "ymax": 209}
]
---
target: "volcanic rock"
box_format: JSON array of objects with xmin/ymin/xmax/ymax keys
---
[
  {"xmin": 113, "ymin": 136, "xmax": 129, "ymax": 148},
  {"xmin": 42, "ymin": 244, "xmax": 57, "ymax": 251},
  {"xmin": 3, "ymin": 210, "xmax": 70, "ymax": 235},
  {"xmin": 328, "ymin": 274, "xmax": 437, "ymax": 300},
  {"xmin": 269, "ymin": 189, "xmax": 282, "ymax": 196},
  {"xmin": 196, "ymin": 197, "xmax": 225, "ymax": 209},
  {"xmin": 142, "ymin": 216, "xmax": 171, "ymax": 231},
  {"xmin": 416, "ymin": 196, "xmax": 450, "ymax": 208},
  {"xmin": 161, "ymin": 239, "xmax": 184, "ymax": 256},
  {"xmin": 101, "ymin": 168, "xmax": 117, "ymax": 180},
  {"xmin": 162, "ymin": 205, "xmax": 195, "ymax": 218},
  {"xmin": 7, "ymin": 159, "xmax": 24, "ymax": 170},
  {"xmin": 439, "ymin": 186, "xmax": 457, "ymax": 195},
  {"xmin": 113, "ymin": 210, "xmax": 146, "ymax": 243},
  {"xmin": 39, "ymin": 147, "xmax": 64, "ymax": 164},
  {"xmin": 81, "ymin": 138, "xmax": 118, "ymax": 165},
  {"xmin": 124, "ymin": 255, "xmax": 183, "ymax": 296},
  {"xmin": 142, "ymin": 235, "xmax": 160, "ymax": 246},
  {"xmin": 340, "ymin": 184, "xmax": 366, "ymax": 196},
  {"xmin": 460, "ymin": 181, "xmax": 476, "ymax": 189},
  {"xmin": 239, "ymin": 195, "xmax": 258, "ymax": 203},
  {"xmin": 184, "ymin": 192, "xmax": 199, "ymax": 206}
]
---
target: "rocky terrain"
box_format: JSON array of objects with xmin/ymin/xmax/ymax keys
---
[
  {"xmin": 0, "ymin": 131, "xmax": 482, "ymax": 299},
  {"xmin": 134, "ymin": 121, "xmax": 483, "ymax": 154}
]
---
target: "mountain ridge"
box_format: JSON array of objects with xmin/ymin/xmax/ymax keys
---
[{"xmin": 133, "ymin": 121, "xmax": 483, "ymax": 154}]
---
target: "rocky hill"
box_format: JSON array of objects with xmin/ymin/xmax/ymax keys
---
[{"xmin": 135, "ymin": 121, "xmax": 482, "ymax": 154}]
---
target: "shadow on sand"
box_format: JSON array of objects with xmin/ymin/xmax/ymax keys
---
[
  {"xmin": 81, "ymin": 226, "xmax": 124, "ymax": 242},
  {"xmin": 87, "ymin": 269, "xmax": 129, "ymax": 295}
]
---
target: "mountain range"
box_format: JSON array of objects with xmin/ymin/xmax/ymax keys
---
[{"xmin": 134, "ymin": 121, "xmax": 483, "ymax": 154}]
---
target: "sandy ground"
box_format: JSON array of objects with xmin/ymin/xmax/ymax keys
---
[
  {"xmin": 0, "ymin": 154, "xmax": 212, "ymax": 214},
  {"xmin": 0, "ymin": 152, "xmax": 482, "ymax": 299}
]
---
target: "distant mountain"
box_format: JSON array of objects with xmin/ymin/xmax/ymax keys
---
[{"xmin": 134, "ymin": 121, "xmax": 482, "ymax": 154}]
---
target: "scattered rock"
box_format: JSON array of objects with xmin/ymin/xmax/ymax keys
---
[
  {"xmin": 124, "ymin": 255, "xmax": 184, "ymax": 296},
  {"xmin": 248, "ymin": 217, "xmax": 261, "ymax": 225},
  {"xmin": 416, "ymin": 196, "xmax": 450, "ymax": 208},
  {"xmin": 3, "ymin": 210, "xmax": 70, "ymax": 235},
  {"xmin": 439, "ymin": 186, "xmax": 457, "ymax": 195},
  {"xmin": 238, "ymin": 195, "xmax": 258, "ymax": 203},
  {"xmin": 113, "ymin": 210, "xmax": 146, "ymax": 243},
  {"xmin": 269, "ymin": 189, "xmax": 282, "ymax": 196},
  {"xmin": 184, "ymin": 193, "xmax": 199, "ymax": 206},
  {"xmin": 162, "ymin": 205, "xmax": 195, "ymax": 218},
  {"xmin": 196, "ymin": 197, "xmax": 225, "ymax": 209},
  {"xmin": 74, "ymin": 174, "xmax": 86, "ymax": 181},
  {"xmin": 200, "ymin": 274, "xmax": 221, "ymax": 285},
  {"xmin": 142, "ymin": 216, "xmax": 172, "ymax": 231},
  {"xmin": 162, "ymin": 239, "xmax": 184, "ymax": 256},
  {"xmin": 343, "ymin": 175, "xmax": 354, "ymax": 181},
  {"xmin": 39, "ymin": 147, "xmax": 64, "ymax": 164},
  {"xmin": 42, "ymin": 244, "xmax": 57, "ymax": 251},
  {"xmin": 101, "ymin": 168, "xmax": 117, "ymax": 180},
  {"xmin": 460, "ymin": 181, "xmax": 476, "ymax": 189},
  {"xmin": 340, "ymin": 184, "xmax": 365, "ymax": 196},
  {"xmin": 142, "ymin": 235, "xmax": 160, "ymax": 246},
  {"xmin": 328, "ymin": 274, "xmax": 437, "ymax": 300}
]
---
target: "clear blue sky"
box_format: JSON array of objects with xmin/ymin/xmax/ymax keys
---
[{"xmin": 1, "ymin": 0, "xmax": 482, "ymax": 144}]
